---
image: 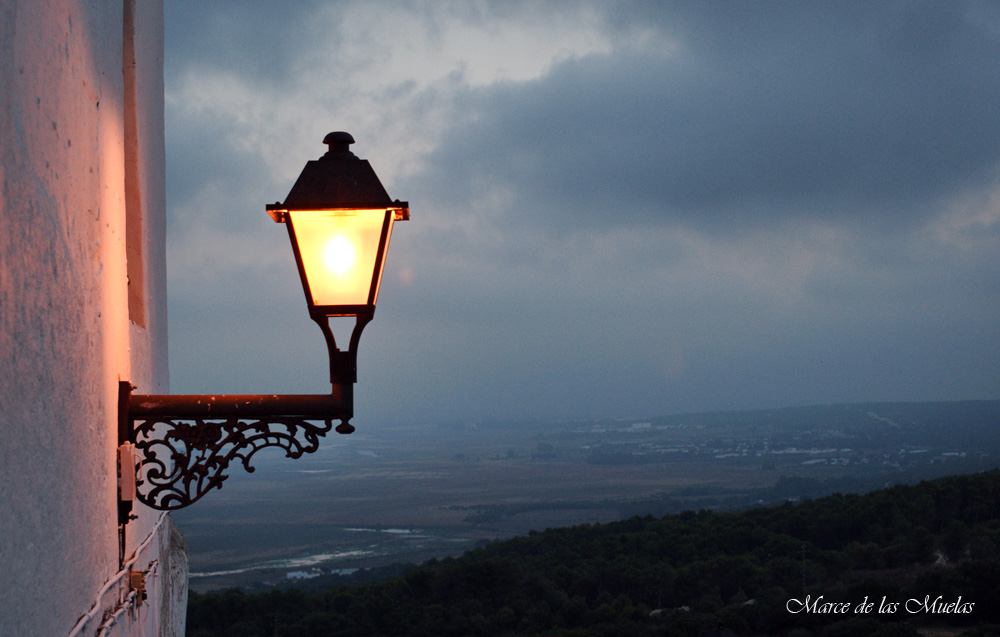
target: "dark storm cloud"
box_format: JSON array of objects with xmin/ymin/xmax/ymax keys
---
[
  {"xmin": 164, "ymin": 1, "xmax": 321, "ymax": 225},
  {"xmin": 166, "ymin": 0, "xmax": 326, "ymax": 84},
  {"xmin": 165, "ymin": 118, "xmax": 275, "ymax": 224},
  {"xmin": 418, "ymin": 1, "xmax": 1000, "ymax": 231}
]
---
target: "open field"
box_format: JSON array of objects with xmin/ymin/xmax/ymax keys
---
[{"xmin": 173, "ymin": 402, "xmax": 1000, "ymax": 592}]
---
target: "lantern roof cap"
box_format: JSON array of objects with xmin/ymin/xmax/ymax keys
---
[{"xmin": 271, "ymin": 132, "xmax": 407, "ymax": 218}]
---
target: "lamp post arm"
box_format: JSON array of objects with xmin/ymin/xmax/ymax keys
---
[
  {"xmin": 119, "ymin": 383, "xmax": 354, "ymax": 511},
  {"xmin": 128, "ymin": 388, "xmax": 353, "ymax": 421}
]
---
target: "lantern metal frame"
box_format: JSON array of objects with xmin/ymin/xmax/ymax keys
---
[
  {"xmin": 267, "ymin": 130, "xmax": 408, "ymax": 384},
  {"xmin": 118, "ymin": 132, "xmax": 407, "ymax": 519}
]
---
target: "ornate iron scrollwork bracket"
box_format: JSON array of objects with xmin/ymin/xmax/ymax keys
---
[
  {"xmin": 133, "ymin": 415, "xmax": 334, "ymax": 510},
  {"xmin": 118, "ymin": 382, "xmax": 352, "ymax": 512}
]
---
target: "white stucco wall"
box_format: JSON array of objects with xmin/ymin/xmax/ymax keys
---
[{"xmin": 0, "ymin": 1, "xmax": 184, "ymax": 635}]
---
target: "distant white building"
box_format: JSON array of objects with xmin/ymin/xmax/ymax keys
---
[{"xmin": 0, "ymin": 2, "xmax": 186, "ymax": 635}]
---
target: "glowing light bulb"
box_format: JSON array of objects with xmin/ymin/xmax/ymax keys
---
[{"xmin": 323, "ymin": 236, "xmax": 355, "ymax": 275}]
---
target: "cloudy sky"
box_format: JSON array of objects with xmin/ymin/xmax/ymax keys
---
[{"xmin": 163, "ymin": 1, "xmax": 1000, "ymax": 428}]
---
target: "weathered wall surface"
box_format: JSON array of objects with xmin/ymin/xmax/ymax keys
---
[{"xmin": 0, "ymin": 0, "xmax": 182, "ymax": 634}]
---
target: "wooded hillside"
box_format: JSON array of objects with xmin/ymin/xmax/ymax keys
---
[{"xmin": 188, "ymin": 470, "xmax": 1000, "ymax": 636}]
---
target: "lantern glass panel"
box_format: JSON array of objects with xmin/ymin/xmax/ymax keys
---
[{"xmin": 288, "ymin": 209, "xmax": 394, "ymax": 308}]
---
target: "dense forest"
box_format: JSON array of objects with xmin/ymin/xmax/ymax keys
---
[{"xmin": 188, "ymin": 470, "xmax": 1000, "ymax": 636}]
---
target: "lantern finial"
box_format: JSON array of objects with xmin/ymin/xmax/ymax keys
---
[{"xmin": 322, "ymin": 131, "xmax": 356, "ymax": 158}]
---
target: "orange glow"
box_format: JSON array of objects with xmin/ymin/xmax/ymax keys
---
[{"xmin": 288, "ymin": 209, "xmax": 393, "ymax": 307}]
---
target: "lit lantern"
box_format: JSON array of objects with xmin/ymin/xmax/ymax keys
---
[
  {"xmin": 118, "ymin": 132, "xmax": 408, "ymax": 514},
  {"xmin": 267, "ymin": 132, "xmax": 408, "ymax": 384}
]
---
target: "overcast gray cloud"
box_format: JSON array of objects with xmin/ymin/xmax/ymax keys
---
[
  {"xmin": 164, "ymin": 1, "xmax": 1000, "ymax": 425},
  {"xmin": 419, "ymin": 1, "xmax": 1000, "ymax": 232}
]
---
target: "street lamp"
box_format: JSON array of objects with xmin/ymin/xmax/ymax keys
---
[
  {"xmin": 118, "ymin": 132, "xmax": 408, "ymax": 515},
  {"xmin": 267, "ymin": 131, "xmax": 408, "ymax": 387}
]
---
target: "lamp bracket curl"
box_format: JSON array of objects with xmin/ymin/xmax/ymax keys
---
[{"xmin": 132, "ymin": 415, "xmax": 334, "ymax": 510}]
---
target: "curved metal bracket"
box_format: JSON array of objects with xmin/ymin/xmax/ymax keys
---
[
  {"xmin": 119, "ymin": 382, "xmax": 353, "ymax": 511},
  {"xmin": 312, "ymin": 310, "xmax": 373, "ymax": 384},
  {"xmin": 133, "ymin": 415, "xmax": 333, "ymax": 510}
]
